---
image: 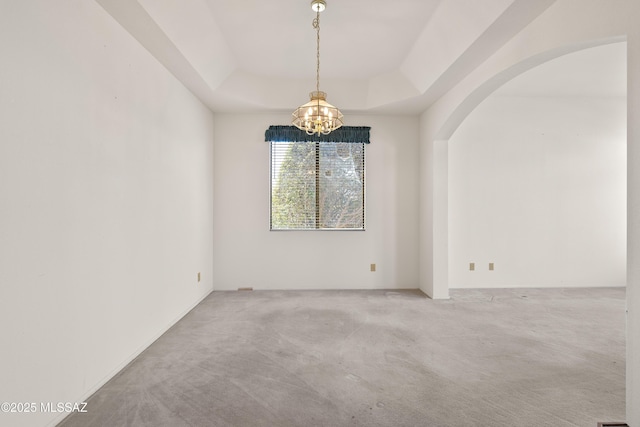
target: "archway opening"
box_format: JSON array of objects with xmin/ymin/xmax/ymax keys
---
[{"xmin": 448, "ymin": 42, "xmax": 627, "ymax": 290}]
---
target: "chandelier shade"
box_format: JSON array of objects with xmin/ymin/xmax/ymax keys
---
[
  {"xmin": 292, "ymin": 0, "xmax": 343, "ymax": 136},
  {"xmin": 292, "ymin": 91, "xmax": 344, "ymax": 136}
]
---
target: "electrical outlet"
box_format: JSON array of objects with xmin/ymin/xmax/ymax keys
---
[
  {"xmin": 469, "ymin": 263, "xmax": 475, "ymax": 271},
  {"xmin": 489, "ymin": 263, "xmax": 494, "ymax": 271},
  {"xmin": 370, "ymin": 263, "xmax": 376, "ymax": 272}
]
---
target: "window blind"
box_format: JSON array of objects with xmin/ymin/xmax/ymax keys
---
[{"xmin": 270, "ymin": 141, "xmax": 365, "ymax": 230}]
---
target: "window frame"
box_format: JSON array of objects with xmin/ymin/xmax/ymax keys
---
[{"xmin": 269, "ymin": 140, "xmax": 366, "ymax": 231}]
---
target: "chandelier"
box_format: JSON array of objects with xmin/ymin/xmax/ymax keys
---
[{"xmin": 292, "ymin": 0, "xmax": 344, "ymax": 136}]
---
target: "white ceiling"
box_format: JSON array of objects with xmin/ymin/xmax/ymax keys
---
[
  {"xmin": 95, "ymin": 0, "xmax": 625, "ymax": 114},
  {"xmin": 203, "ymin": 0, "xmax": 442, "ymax": 80}
]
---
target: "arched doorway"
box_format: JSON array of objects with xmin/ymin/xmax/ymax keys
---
[
  {"xmin": 428, "ymin": 37, "xmax": 627, "ymax": 299},
  {"xmin": 448, "ymin": 42, "xmax": 626, "ymax": 290}
]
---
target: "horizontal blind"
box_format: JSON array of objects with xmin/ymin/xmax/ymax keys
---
[
  {"xmin": 271, "ymin": 142, "xmax": 317, "ymax": 229},
  {"xmin": 271, "ymin": 142, "xmax": 365, "ymax": 230}
]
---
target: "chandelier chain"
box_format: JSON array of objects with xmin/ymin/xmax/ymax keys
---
[{"xmin": 313, "ymin": 11, "xmax": 320, "ymax": 94}]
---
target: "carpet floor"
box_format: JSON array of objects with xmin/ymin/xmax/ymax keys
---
[{"xmin": 59, "ymin": 287, "xmax": 626, "ymax": 427}]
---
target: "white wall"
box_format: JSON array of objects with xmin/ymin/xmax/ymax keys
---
[
  {"xmin": 0, "ymin": 2, "xmax": 214, "ymax": 427},
  {"xmin": 449, "ymin": 95, "xmax": 626, "ymax": 288},
  {"xmin": 213, "ymin": 114, "xmax": 419, "ymax": 290}
]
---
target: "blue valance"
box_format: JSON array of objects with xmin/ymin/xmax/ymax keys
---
[{"xmin": 265, "ymin": 125, "xmax": 371, "ymax": 143}]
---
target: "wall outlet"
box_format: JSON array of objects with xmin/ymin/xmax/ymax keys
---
[
  {"xmin": 489, "ymin": 263, "xmax": 494, "ymax": 271},
  {"xmin": 469, "ymin": 263, "xmax": 475, "ymax": 271},
  {"xmin": 370, "ymin": 263, "xmax": 376, "ymax": 272}
]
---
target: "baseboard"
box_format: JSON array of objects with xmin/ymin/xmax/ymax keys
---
[{"xmin": 48, "ymin": 288, "xmax": 213, "ymax": 427}]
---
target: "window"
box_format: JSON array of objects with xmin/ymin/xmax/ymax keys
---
[{"xmin": 270, "ymin": 141, "xmax": 365, "ymax": 230}]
